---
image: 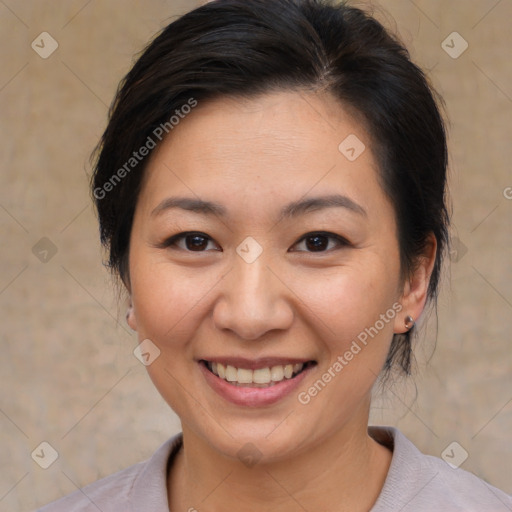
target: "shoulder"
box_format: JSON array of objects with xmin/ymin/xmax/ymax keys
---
[
  {"xmin": 369, "ymin": 426, "xmax": 512, "ymax": 512},
  {"xmin": 36, "ymin": 462, "xmax": 144, "ymax": 512},
  {"xmin": 36, "ymin": 433, "xmax": 183, "ymax": 512}
]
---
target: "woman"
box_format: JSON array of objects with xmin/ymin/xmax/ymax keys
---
[{"xmin": 39, "ymin": 0, "xmax": 512, "ymax": 510}]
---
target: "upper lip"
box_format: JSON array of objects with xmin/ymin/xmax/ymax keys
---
[{"xmin": 199, "ymin": 357, "xmax": 316, "ymax": 370}]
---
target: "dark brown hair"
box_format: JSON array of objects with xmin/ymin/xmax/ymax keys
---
[{"xmin": 91, "ymin": 0, "xmax": 450, "ymax": 376}]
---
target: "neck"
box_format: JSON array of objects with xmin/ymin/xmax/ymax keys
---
[{"xmin": 168, "ymin": 405, "xmax": 391, "ymax": 512}]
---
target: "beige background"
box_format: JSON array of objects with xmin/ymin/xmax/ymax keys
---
[{"xmin": 0, "ymin": 1, "xmax": 511, "ymax": 510}]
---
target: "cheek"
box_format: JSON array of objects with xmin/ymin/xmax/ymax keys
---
[
  {"xmin": 130, "ymin": 262, "xmax": 217, "ymax": 341},
  {"xmin": 129, "ymin": 263, "xmax": 215, "ymax": 406},
  {"xmin": 293, "ymin": 263, "xmax": 399, "ymax": 343},
  {"xmin": 130, "ymin": 257, "xmax": 400, "ymax": 346}
]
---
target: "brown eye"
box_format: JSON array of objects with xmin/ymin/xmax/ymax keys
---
[
  {"xmin": 163, "ymin": 232, "xmax": 221, "ymax": 252},
  {"xmin": 304, "ymin": 234, "xmax": 329, "ymax": 251},
  {"xmin": 184, "ymin": 234, "xmax": 209, "ymax": 251},
  {"xmin": 291, "ymin": 232, "xmax": 349, "ymax": 253}
]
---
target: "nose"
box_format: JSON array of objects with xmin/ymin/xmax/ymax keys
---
[{"xmin": 212, "ymin": 253, "xmax": 294, "ymax": 341}]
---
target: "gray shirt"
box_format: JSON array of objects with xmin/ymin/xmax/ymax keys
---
[{"xmin": 37, "ymin": 426, "xmax": 512, "ymax": 511}]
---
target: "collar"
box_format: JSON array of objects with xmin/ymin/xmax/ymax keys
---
[
  {"xmin": 127, "ymin": 426, "xmax": 417, "ymax": 511},
  {"xmin": 130, "ymin": 431, "xmax": 183, "ymax": 511}
]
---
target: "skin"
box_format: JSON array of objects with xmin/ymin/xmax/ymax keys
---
[{"xmin": 126, "ymin": 90, "xmax": 437, "ymax": 512}]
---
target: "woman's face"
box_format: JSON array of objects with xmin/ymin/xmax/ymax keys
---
[{"xmin": 127, "ymin": 91, "xmax": 425, "ymax": 462}]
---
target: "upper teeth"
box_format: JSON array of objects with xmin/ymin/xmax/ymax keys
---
[{"xmin": 209, "ymin": 362, "xmax": 304, "ymax": 384}]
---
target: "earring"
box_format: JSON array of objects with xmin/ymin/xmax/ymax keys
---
[
  {"xmin": 404, "ymin": 315, "xmax": 415, "ymax": 330},
  {"xmin": 126, "ymin": 305, "xmax": 135, "ymax": 330}
]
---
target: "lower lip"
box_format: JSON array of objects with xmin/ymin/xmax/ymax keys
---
[{"xmin": 199, "ymin": 362, "xmax": 315, "ymax": 407}]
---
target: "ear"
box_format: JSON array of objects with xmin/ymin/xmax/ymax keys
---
[
  {"xmin": 126, "ymin": 297, "xmax": 138, "ymax": 331},
  {"xmin": 394, "ymin": 233, "xmax": 437, "ymax": 334}
]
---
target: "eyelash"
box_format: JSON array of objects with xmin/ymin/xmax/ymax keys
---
[{"xmin": 160, "ymin": 231, "xmax": 351, "ymax": 254}]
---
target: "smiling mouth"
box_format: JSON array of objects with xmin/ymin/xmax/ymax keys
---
[{"xmin": 200, "ymin": 360, "xmax": 317, "ymax": 388}]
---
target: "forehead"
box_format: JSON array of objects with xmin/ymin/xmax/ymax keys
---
[
  {"xmin": 152, "ymin": 91, "xmax": 365, "ymax": 165},
  {"xmin": 138, "ymin": 90, "xmax": 389, "ymax": 222}
]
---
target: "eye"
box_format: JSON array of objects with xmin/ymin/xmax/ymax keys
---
[
  {"xmin": 162, "ymin": 232, "xmax": 221, "ymax": 252},
  {"xmin": 160, "ymin": 230, "xmax": 349, "ymax": 253},
  {"xmin": 290, "ymin": 231, "xmax": 350, "ymax": 253}
]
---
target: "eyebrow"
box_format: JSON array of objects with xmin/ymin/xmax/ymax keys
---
[{"xmin": 151, "ymin": 193, "xmax": 367, "ymax": 220}]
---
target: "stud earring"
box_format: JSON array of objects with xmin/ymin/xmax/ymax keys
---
[
  {"xmin": 404, "ymin": 315, "xmax": 415, "ymax": 330},
  {"xmin": 126, "ymin": 305, "xmax": 135, "ymax": 330}
]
